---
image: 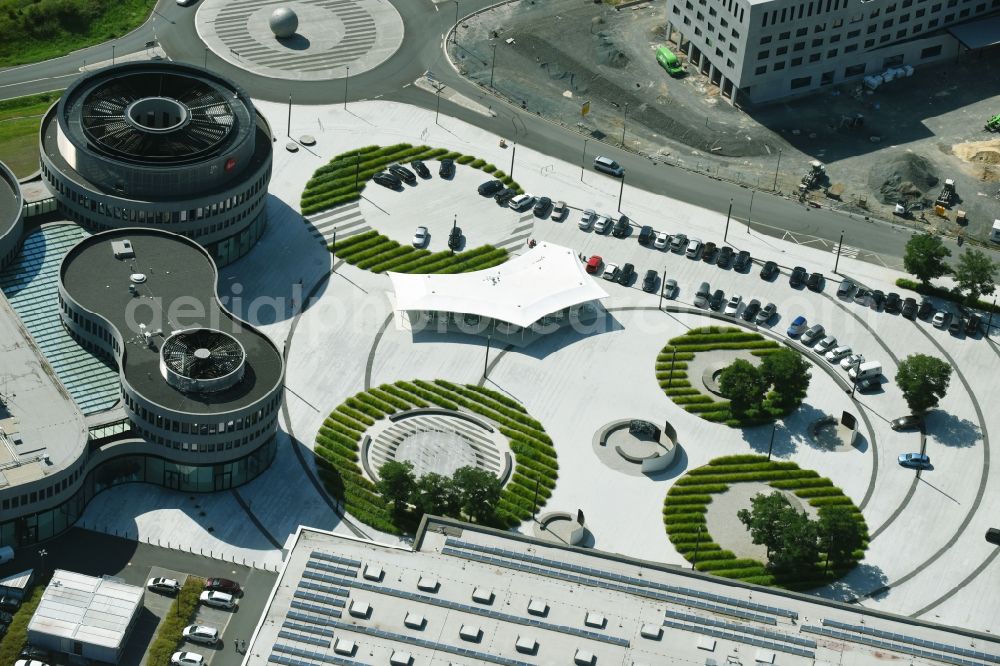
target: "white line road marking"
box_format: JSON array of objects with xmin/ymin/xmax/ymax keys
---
[{"xmin": 0, "ymin": 73, "xmax": 77, "ymax": 89}]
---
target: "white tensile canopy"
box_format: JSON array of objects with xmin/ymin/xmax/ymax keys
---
[{"xmin": 387, "ymin": 242, "xmax": 609, "ymax": 328}]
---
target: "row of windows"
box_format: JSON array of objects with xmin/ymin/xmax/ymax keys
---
[
  {"xmin": 770, "ymin": 45, "xmax": 944, "ymax": 88},
  {"xmin": 134, "ymin": 414, "xmax": 277, "ymax": 451},
  {"xmin": 761, "ymin": 0, "xmax": 851, "ymax": 27},
  {"xmin": 1, "ymin": 460, "xmax": 85, "ymax": 512},
  {"xmin": 123, "ymin": 388, "xmax": 282, "ymax": 437},
  {"xmin": 691, "ymin": 0, "xmax": 745, "ymax": 27}
]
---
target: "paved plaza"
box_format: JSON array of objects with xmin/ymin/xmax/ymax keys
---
[{"xmin": 71, "ymin": 98, "xmax": 1000, "ymax": 636}]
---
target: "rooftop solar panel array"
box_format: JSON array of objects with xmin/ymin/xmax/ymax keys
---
[
  {"xmin": 310, "ymin": 550, "xmax": 363, "ymax": 569},
  {"xmin": 819, "ymin": 620, "xmax": 999, "ymax": 664},
  {"xmin": 291, "ymin": 600, "xmax": 343, "ymax": 618},
  {"xmin": 443, "ymin": 538, "xmax": 797, "ymax": 621},
  {"xmin": 307, "ymin": 560, "xmax": 363, "ymax": 578},
  {"xmin": 301, "ymin": 558, "xmax": 629, "ymax": 647},
  {"xmin": 271, "ymin": 642, "xmax": 369, "ymax": 665},
  {"xmin": 661, "ymin": 619, "xmax": 815, "ymax": 658},
  {"xmin": 663, "ymin": 609, "xmax": 816, "ymax": 648},
  {"xmin": 441, "ymin": 546, "xmax": 777, "ymax": 626},
  {"xmin": 802, "ymin": 626, "xmax": 988, "ymax": 666},
  {"xmin": 278, "ymin": 629, "xmax": 330, "ymax": 648}
]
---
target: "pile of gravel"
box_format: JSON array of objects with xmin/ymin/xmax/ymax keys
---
[{"xmin": 868, "ymin": 153, "xmax": 939, "ymax": 203}]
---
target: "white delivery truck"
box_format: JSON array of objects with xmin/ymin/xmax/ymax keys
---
[
  {"xmin": 991, "ymin": 219, "xmax": 1000, "ymax": 243},
  {"xmin": 849, "ymin": 361, "xmax": 882, "ymax": 381}
]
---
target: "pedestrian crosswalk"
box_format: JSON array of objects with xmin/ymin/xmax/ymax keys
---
[
  {"xmin": 496, "ymin": 213, "xmax": 536, "ymax": 253},
  {"xmin": 306, "ymin": 202, "xmax": 371, "ymax": 245},
  {"xmin": 831, "ymin": 243, "xmax": 861, "ymax": 259}
]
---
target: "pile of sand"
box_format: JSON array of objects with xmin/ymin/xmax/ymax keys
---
[
  {"xmin": 597, "ymin": 32, "xmax": 630, "ymax": 68},
  {"xmin": 868, "ymin": 153, "xmax": 939, "ymax": 203},
  {"xmin": 952, "ymin": 139, "xmax": 1000, "ymax": 165}
]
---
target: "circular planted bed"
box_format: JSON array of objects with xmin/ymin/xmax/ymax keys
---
[
  {"xmin": 662, "ymin": 455, "xmax": 869, "ymax": 590},
  {"xmin": 314, "ymin": 379, "xmax": 557, "ymax": 534},
  {"xmin": 303, "ymin": 143, "xmax": 525, "ymax": 275}
]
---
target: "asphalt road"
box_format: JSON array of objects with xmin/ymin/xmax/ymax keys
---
[{"xmin": 0, "ymin": 0, "xmax": 974, "ymax": 265}]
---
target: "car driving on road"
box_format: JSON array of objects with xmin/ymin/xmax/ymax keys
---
[{"xmin": 898, "ymin": 452, "xmax": 931, "ymax": 470}]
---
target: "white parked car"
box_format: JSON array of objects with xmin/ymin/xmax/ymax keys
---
[
  {"xmin": 412, "ymin": 226, "xmax": 428, "ymax": 247},
  {"xmin": 931, "ymin": 310, "xmax": 949, "ymax": 328},
  {"xmin": 840, "ymin": 353, "xmax": 864, "ymax": 370},
  {"xmin": 825, "ymin": 345, "xmax": 852, "ymax": 362},
  {"xmin": 200, "ymin": 590, "xmax": 236, "ymax": 610},
  {"xmin": 653, "ymin": 232, "xmax": 669, "ymax": 249},
  {"xmin": 508, "ymin": 194, "xmax": 535, "ymax": 211},
  {"xmin": 147, "ymin": 577, "xmax": 180, "ymax": 595},
  {"xmin": 183, "ymin": 624, "xmax": 220, "ymax": 646},
  {"xmin": 814, "ymin": 336, "xmax": 838, "ymax": 353},
  {"xmin": 685, "ymin": 237, "xmax": 703, "ymax": 258},
  {"xmin": 171, "ymin": 652, "xmax": 204, "ymax": 666},
  {"xmin": 594, "ymin": 215, "xmax": 612, "ymax": 234},
  {"xmin": 723, "ymin": 295, "xmax": 742, "ymax": 316},
  {"xmin": 601, "ymin": 262, "xmax": 620, "ymax": 281},
  {"xmin": 578, "ymin": 209, "xmax": 596, "ymax": 230}
]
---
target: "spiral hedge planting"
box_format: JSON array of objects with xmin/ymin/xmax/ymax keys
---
[
  {"xmin": 332, "ymin": 230, "xmax": 509, "ymax": 275},
  {"xmin": 314, "ymin": 380, "xmax": 558, "ymax": 535},
  {"xmin": 663, "ymin": 455, "xmax": 869, "ymax": 590}
]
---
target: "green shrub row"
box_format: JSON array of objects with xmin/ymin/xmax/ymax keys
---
[
  {"xmin": 0, "ymin": 583, "xmax": 44, "ymax": 664},
  {"xmin": 895, "ymin": 278, "xmax": 1000, "ymax": 313},
  {"xmin": 688, "ymin": 461, "xmax": 800, "ymax": 474}
]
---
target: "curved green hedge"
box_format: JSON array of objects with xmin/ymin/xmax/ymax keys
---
[
  {"xmin": 656, "ymin": 326, "xmax": 794, "ymax": 426},
  {"xmin": 333, "ymin": 230, "xmax": 509, "ymax": 275},
  {"xmin": 662, "ymin": 455, "xmax": 869, "ymax": 590},
  {"xmin": 315, "ymin": 380, "xmax": 558, "ymax": 534}
]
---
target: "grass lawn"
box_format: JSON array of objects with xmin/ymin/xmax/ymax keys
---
[
  {"xmin": 0, "ymin": 581, "xmax": 45, "ymax": 664},
  {"xmin": 0, "ymin": 0, "xmax": 155, "ymax": 67},
  {"xmin": 0, "ymin": 91, "xmax": 63, "ymax": 178}
]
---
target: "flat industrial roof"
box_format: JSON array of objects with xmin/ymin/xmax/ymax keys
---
[
  {"xmin": 388, "ymin": 242, "xmax": 609, "ymax": 328},
  {"xmin": 948, "ymin": 13, "xmax": 1000, "ymax": 48},
  {"xmin": 244, "ymin": 519, "xmax": 999, "ymax": 666},
  {"xmin": 28, "ymin": 570, "xmax": 143, "ymax": 650},
  {"xmin": 59, "ymin": 229, "xmax": 283, "ymax": 415}
]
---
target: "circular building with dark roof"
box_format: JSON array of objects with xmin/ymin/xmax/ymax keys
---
[
  {"xmin": 58, "ymin": 228, "xmax": 284, "ymax": 476},
  {"xmin": 40, "ymin": 62, "xmax": 273, "ymax": 266},
  {"xmin": 0, "ymin": 161, "xmax": 24, "ymax": 270}
]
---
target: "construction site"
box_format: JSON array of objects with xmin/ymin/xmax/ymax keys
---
[{"xmin": 452, "ymin": 0, "xmax": 1000, "ymax": 242}]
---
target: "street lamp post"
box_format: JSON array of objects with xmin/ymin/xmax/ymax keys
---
[
  {"xmin": 747, "ymin": 189, "xmax": 755, "ymax": 234},
  {"xmin": 286, "ymin": 94, "xmax": 292, "ymax": 137},
  {"xmin": 667, "ymin": 347, "xmax": 677, "ymax": 388},
  {"xmin": 112, "ymin": 44, "xmax": 116, "ymax": 65},
  {"xmin": 344, "ymin": 67, "xmax": 350, "ymax": 110},
  {"xmin": 692, "ymin": 525, "xmax": 704, "ymax": 569},
  {"xmin": 435, "ymin": 86, "xmax": 442, "ymax": 124},
  {"xmin": 490, "ymin": 42, "xmax": 498, "ymax": 88},
  {"xmin": 767, "ymin": 423, "xmax": 776, "ymax": 461},
  {"xmin": 621, "ymin": 103, "xmax": 630, "ymax": 147},
  {"xmin": 38, "ymin": 548, "xmax": 48, "ymax": 576},
  {"xmin": 723, "ymin": 198, "xmax": 733, "ymax": 243},
  {"xmin": 617, "ymin": 172, "xmax": 626, "ymax": 212},
  {"xmin": 834, "ymin": 230, "xmax": 846, "ymax": 274},
  {"xmin": 851, "ymin": 359, "xmax": 861, "ymax": 397},
  {"xmin": 483, "ymin": 334, "xmax": 492, "ymax": 380},
  {"xmin": 204, "ymin": 47, "xmax": 209, "ymax": 68},
  {"xmin": 510, "ymin": 142, "xmax": 517, "ymax": 179},
  {"xmin": 773, "ymin": 149, "xmax": 782, "ymax": 191},
  {"xmin": 989, "ymin": 297, "xmax": 997, "ymax": 332},
  {"xmin": 580, "ymin": 138, "xmax": 589, "ymax": 181},
  {"xmin": 659, "ymin": 268, "xmax": 667, "ymax": 310},
  {"xmin": 454, "ymin": 1, "xmax": 460, "ymax": 45}
]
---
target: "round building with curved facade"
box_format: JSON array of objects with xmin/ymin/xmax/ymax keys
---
[
  {"xmin": 0, "ymin": 160, "xmax": 24, "ymax": 270},
  {"xmin": 40, "ymin": 62, "xmax": 273, "ymax": 266}
]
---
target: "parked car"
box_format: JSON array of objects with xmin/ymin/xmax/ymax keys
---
[
  {"xmin": 741, "ymin": 299, "xmax": 761, "ymax": 322},
  {"xmin": 0, "ymin": 612, "xmax": 13, "ymax": 625},
  {"xmin": 756, "ymin": 302, "xmax": 777, "ymax": 325},
  {"xmin": 825, "ymin": 345, "xmax": 852, "ymax": 362},
  {"xmin": 716, "ymin": 246, "xmax": 734, "ymax": 268},
  {"xmin": 447, "ymin": 226, "xmax": 462, "ymax": 250},
  {"xmin": 807, "ymin": 272, "xmax": 824, "ymax": 291},
  {"xmin": 856, "ymin": 376, "xmax": 881, "ymax": 392},
  {"xmin": 171, "ymin": 651, "xmax": 205, "ymax": 666},
  {"xmin": 734, "ymin": 250, "xmax": 752, "ymax": 272},
  {"xmin": 533, "ymin": 196, "xmax": 553, "ymax": 217},
  {"xmin": 618, "ymin": 263, "xmax": 636, "ymax": 285},
  {"xmin": 932, "ymin": 310, "xmax": 950, "ymax": 329},
  {"xmin": 148, "ymin": 578, "xmax": 181, "ymax": 595},
  {"xmin": 966, "ymin": 313, "xmax": 981, "ymax": 335},
  {"xmin": 694, "ymin": 282, "xmax": 711, "ymax": 308},
  {"xmin": 701, "ymin": 241, "xmax": 718, "ymax": 263},
  {"xmin": 411, "ymin": 160, "xmax": 431, "ymax": 178},
  {"xmin": 710, "ymin": 289, "xmax": 726, "ymax": 311},
  {"xmin": 759, "ymin": 260, "xmax": 779, "ymax": 280},
  {"xmin": 0, "ymin": 597, "xmax": 20, "ymax": 612},
  {"xmin": 948, "ymin": 317, "xmax": 964, "ymax": 336},
  {"xmin": 663, "ymin": 278, "xmax": 679, "ymax": 299},
  {"xmin": 494, "ymin": 188, "xmax": 516, "ymax": 205},
  {"xmin": 638, "ymin": 225, "xmax": 655, "ymax": 245},
  {"xmin": 724, "ymin": 294, "xmax": 742, "ymax": 316},
  {"xmin": 789, "ymin": 266, "xmax": 808, "ymax": 287},
  {"xmin": 653, "ymin": 232, "xmax": 669, "ymax": 249},
  {"xmin": 685, "ymin": 238, "xmax": 703, "ymax": 258},
  {"xmin": 642, "ymin": 269, "xmax": 658, "ymax": 292},
  {"xmin": 853, "ymin": 288, "xmax": 870, "ymax": 305},
  {"xmin": 477, "ymin": 179, "xmax": 503, "ymax": 196},
  {"xmin": 551, "ymin": 201, "xmax": 568, "ymax": 221},
  {"xmin": 890, "ymin": 415, "xmax": 924, "ymax": 431},
  {"xmin": 17, "ymin": 646, "xmax": 50, "ymax": 661},
  {"xmin": 917, "ymin": 299, "xmax": 934, "ymax": 319},
  {"xmin": 840, "ymin": 353, "xmax": 865, "ymax": 370},
  {"xmin": 898, "ymin": 453, "xmax": 931, "ymax": 470},
  {"xmin": 902, "ymin": 297, "xmax": 918, "ymax": 319},
  {"xmin": 15, "ymin": 661, "xmax": 50, "ymax": 666},
  {"xmin": 372, "ymin": 172, "xmax": 402, "ymax": 190},
  {"xmin": 870, "ymin": 290, "xmax": 886, "ymax": 309},
  {"xmin": 199, "ymin": 590, "xmax": 236, "ymax": 610},
  {"xmin": 585, "ymin": 255, "xmax": 603, "ymax": 274},
  {"xmin": 801, "ymin": 324, "xmax": 826, "ymax": 345},
  {"xmin": 508, "ymin": 194, "xmax": 535, "ymax": 211},
  {"xmin": 669, "ymin": 233, "xmax": 688, "ymax": 253},
  {"xmin": 183, "ymin": 624, "xmax": 220, "ymax": 646},
  {"xmin": 815, "ymin": 336, "xmax": 838, "ymax": 353},
  {"xmin": 438, "ymin": 158, "xmax": 455, "ymax": 178},
  {"xmin": 387, "ymin": 164, "xmax": 416, "ymax": 185},
  {"xmin": 885, "ymin": 292, "xmax": 902, "ymax": 313},
  {"xmin": 786, "ymin": 315, "xmax": 807, "ymax": 337},
  {"xmin": 837, "ymin": 279, "xmax": 855, "ymax": 298},
  {"xmin": 611, "ymin": 214, "xmax": 631, "ymax": 238},
  {"xmin": 602, "ymin": 263, "xmax": 621, "ymax": 281},
  {"xmin": 579, "ymin": 209, "xmax": 596, "ymax": 230},
  {"xmin": 412, "ymin": 226, "xmax": 429, "ymax": 247},
  {"xmin": 594, "ymin": 215, "xmax": 612, "ymax": 234}
]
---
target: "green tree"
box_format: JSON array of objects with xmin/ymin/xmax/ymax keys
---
[
  {"xmin": 718, "ymin": 359, "xmax": 767, "ymax": 416},
  {"xmin": 770, "ymin": 509, "xmax": 819, "ymax": 572},
  {"xmin": 953, "ymin": 249, "xmax": 999, "ymax": 302},
  {"xmin": 375, "ymin": 460, "xmax": 416, "ymax": 514},
  {"xmin": 413, "ymin": 473, "xmax": 460, "ymax": 518},
  {"xmin": 759, "ymin": 349, "xmax": 811, "ymax": 406},
  {"xmin": 817, "ymin": 506, "xmax": 863, "ymax": 571},
  {"xmin": 903, "ymin": 233, "xmax": 951, "ymax": 285},
  {"xmin": 452, "ymin": 466, "xmax": 502, "ymax": 523},
  {"xmin": 895, "ymin": 353, "xmax": 952, "ymax": 414},
  {"xmin": 737, "ymin": 491, "xmax": 792, "ymax": 559}
]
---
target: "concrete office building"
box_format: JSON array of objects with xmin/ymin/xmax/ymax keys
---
[
  {"xmin": 0, "ymin": 161, "xmax": 24, "ymax": 270},
  {"xmin": 665, "ymin": 0, "xmax": 1000, "ymax": 104},
  {"xmin": 39, "ymin": 62, "xmax": 273, "ymax": 266}
]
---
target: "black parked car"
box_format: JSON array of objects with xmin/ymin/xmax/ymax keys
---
[
  {"xmin": 533, "ymin": 196, "xmax": 553, "ymax": 217},
  {"xmin": 388, "ymin": 163, "xmax": 416, "ymax": 185},
  {"xmin": 373, "ymin": 172, "xmax": 402, "ymax": 190},
  {"xmin": 871, "ymin": 290, "xmax": 886, "ymax": 309},
  {"xmin": 448, "ymin": 226, "xmax": 463, "ymax": 251},
  {"xmin": 760, "ymin": 260, "xmax": 779, "ymax": 280},
  {"xmin": 19, "ymin": 644, "xmax": 51, "ymax": 660},
  {"xmin": 411, "ymin": 160, "xmax": 431, "ymax": 178},
  {"xmin": 917, "ymin": 299, "xmax": 934, "ymax": 319},
  {"xmin": 966, "ymin": 313, "xmax": 981, "ymax": 335},
  {"xmin": 618, "ymin": 263, "xmax": 636, "ymax": 285},
  {"xmin": 477, "ymin": 179, "xmax": 503, "ymax": 196},
  {"xmin": 902, "ymin": 297, "xmax": 918, "ymax": 319},
  {"xmin": 638, "ymin": 225, "xmax": 654, "ymax": 245},
  {"xmin": 612, "ymin": 214, "xmax": 631, "ymax": 238},
  {"xmin": 702, "ymin": 241, "xmax": 718, "ymax": 263},
  {"xmin": 790, "ymin": 266, "xmax": 808, "ymax": 287},
  {"xmin": 439, "ymin": 158, "xmax": 455, "ymax": 178},
  {"xmin": 837, "ymin": 279, "xmax": 856, "ymax": 298},
  {"xmin": 734, "ymin": 250, "xmax": 752, "ymax": 272},
  {"xmin": 741, "ymin": 299, "xmax": 762, "ymax": 322},
  {"xmin": 0, "ymin": 596, "xmax": 20, "ymax": 613},
  {"xmin": 716, "ymin": 246, "xmax": 734, "ymax": 268},
  {"xmin": 0, "ymin": 611, "xmax": 13, "ymax": 625},
  {"xmin": 710, "ymin": 289, "xmax": 726, "ymax": 310},
  {"xmin": 949, "ymin": 317, "xmax": 964, "ymax": 336},
  {"xmin": 807, "ymin": 272, "xmax": 824, "ymax": 291},
  {"xmin": 885, "ymin": 292, "xmax": 902, "ymax": 313},
  {"xmin": 642, "ymin": 269, "xmax": 658, "ymax": 293},
  {"xmin": 494, "ymin": 188, "xmax": 516, "ymax": 205}
]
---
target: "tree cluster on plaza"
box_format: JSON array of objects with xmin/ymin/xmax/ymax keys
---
[
  {"xmin": 895, "ymin": 353, "xmax": 952, "ymax": 414},
  {"xmin": 718, "ymin": 349, "xmax": 811, "ymax": 420},
  {"xmin": 904, "ymin": 233, "xmax": 998, "ymax": 303},
  {"xmin": 737, "ymin": 491, "xmax": 863, "ymax": 572},
  {"xmin": 376, "ymin": 460, "xmax": 502, "ymax": 525}
]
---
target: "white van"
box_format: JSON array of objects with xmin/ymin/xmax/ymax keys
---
[
  {"xmin": 593, "ymin": 156, "xmax": 624, "ymax": 177},
  {"xmin": 849, "ymin": 361, "xmax": 882, "ymax": 381}
]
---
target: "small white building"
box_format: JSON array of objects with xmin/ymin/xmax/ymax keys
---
[{"xmin": 27, "ymin": 570, "xmax": 143, "ymax": 664}]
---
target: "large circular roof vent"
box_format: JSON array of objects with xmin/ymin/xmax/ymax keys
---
[{"xmin": 160, "ymin": 328, "xmax": 246, "ymax": 394}]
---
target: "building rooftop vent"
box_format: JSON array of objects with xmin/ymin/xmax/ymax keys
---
[
  {"xmin": 160, "ymin": 328, "xmax": 246, "ymax": 394},
  {"xmin": 129, "ymin": 273, "xmax": 146, "ymax": 284},
  {"xmin": 111, "ymin": 240, "xmax": 134, "ymax": 259}
]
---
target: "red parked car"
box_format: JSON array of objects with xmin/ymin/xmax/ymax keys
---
[
  {"xmin": 585, "ymin": 255, "xmax": 603, "ymax": 274},
  {"xmin": 205, "ymin": 578, "xmax": 242, "ymax": 596}
]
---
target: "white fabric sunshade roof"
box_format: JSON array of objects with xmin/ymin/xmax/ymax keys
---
[{"xmin": 388, "ymin": 242, "xmax": 609, "ymax": 328}]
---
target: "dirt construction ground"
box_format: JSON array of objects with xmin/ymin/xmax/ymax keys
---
[{"xmin": 451, "ymin": 0, "xmax": 1000, "ymax": 243}]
